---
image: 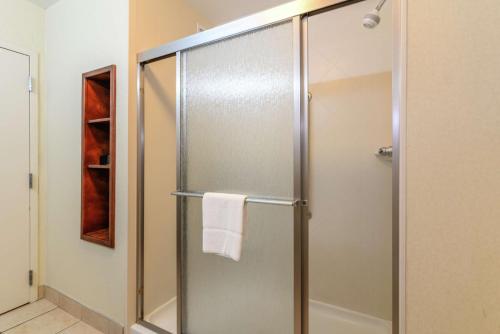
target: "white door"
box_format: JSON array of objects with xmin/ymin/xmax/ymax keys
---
[{"xmin": 0, "ymin": 47, "xmax": 31, "ymax": 314}]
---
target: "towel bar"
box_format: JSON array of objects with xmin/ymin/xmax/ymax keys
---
[{"xmin": 171, "ymin": 191, "xmax": 301, "ymax": 207}]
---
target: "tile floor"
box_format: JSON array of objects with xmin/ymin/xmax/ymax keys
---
[{"xmin": 0, "ymin": 300, "xmax": 103, "ymax": 334}]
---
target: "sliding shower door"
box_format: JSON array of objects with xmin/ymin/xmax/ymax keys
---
[
  {"xmin": 138, "ymin": 1, "xmax": 401, "ymax": 333},
  {"xmin": 179, "ymin": 21, "xmax": 297, "ymax": 334}
]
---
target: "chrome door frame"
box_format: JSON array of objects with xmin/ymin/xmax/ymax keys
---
[{"xmin": 136, "ymin": 0, "xmax": 404, "ymax": 333}]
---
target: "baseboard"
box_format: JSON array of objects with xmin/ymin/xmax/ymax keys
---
[
  {"xmin": 41, "ymin": 285, "xmax": 124, "ymax": 334},
  {"xmin": 38, "ymin": 285, "xmax": 46, "ymax": 299}
]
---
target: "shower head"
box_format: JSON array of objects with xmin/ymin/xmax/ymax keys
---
[
  {"xmin": 363, "ymin": 0, "xmax": 387, "ymax": 29},
  {"xmin": 363, "ymin": 9, "xmax": 381, "ymax": 29}
]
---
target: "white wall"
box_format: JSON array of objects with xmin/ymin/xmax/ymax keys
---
[
  {"xmin": 0, "ymin": 0, "xmax": 44, "ymax": 50},
  {"xmin": 0, "ymin": 0, "xmax": 46, "ymax": 285},
  {"xmin": 406, "ymin": 0, "xmax": 500, "ymax": 333},
  {"xmin": 45, "ymin": 0, "xmax": 128, "ymax": 324}
]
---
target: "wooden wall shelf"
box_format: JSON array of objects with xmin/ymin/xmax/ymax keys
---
[
  {"xmin": 88, "ymin": 164, "xmax": 110, "ymax": 169},
  {"xmin": 81, "ymin": 65, "xmax": 116, "ymax": 248},
  {"xmin": 88, "ymin": 117, "xmax": 111, "ymax": 124}
]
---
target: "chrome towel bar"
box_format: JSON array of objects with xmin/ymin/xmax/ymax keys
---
[{"xmin": 171, "ymin": 191, "xmax": 300, "ymax": 207}]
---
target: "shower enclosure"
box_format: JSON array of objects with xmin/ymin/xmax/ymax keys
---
[{"xmin": 136, "ymin": 1, "xmax": 399, "ymax": 333}]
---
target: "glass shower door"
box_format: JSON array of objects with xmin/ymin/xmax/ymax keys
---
[{"xmin": 179, "ymin": 21, "xmax": 297, "ymax": 334}]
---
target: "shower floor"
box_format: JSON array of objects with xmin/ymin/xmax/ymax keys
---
[
  {"xmin": 141, "ymin": 298, "xmax": 391, "ymax": 334},
  {"xmin": 144, "ymin": 298, "xmax": 177, "ymax": 333},
  {"xmin": 309, "ymin": 300, "xmax": 391, "ymax": 334}
]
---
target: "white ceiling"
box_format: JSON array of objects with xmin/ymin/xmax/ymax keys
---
[
  {"xmin": 187, "ymin": 0, "xmax": 392, "ymax": 83},
  {"xmin": 27, "ymin": 0, "xmax": 60, "ymax": 9}
]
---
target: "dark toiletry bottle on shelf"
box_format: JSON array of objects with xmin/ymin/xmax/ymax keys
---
[{"xmin": 99, "ymin": 154, "xmax": 110, "ymax": 166}]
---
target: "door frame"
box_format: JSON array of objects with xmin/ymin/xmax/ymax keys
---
[
  {"xmin": 393, "ymin": 1, "xmax": 407, "ymax": 333},
  {"xmin": 0, "ymin": 41, "xmax": 39, "ymax": 303}
]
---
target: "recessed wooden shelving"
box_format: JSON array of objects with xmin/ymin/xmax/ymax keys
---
[{"xmin": 81, "ymin": 65, "xmax": 116, "ymax": 248}]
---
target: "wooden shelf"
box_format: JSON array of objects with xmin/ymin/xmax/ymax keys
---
[
  {"xmin": 83, "ymin": 228, "xmax": 109, "ymax": 241},
  {"xmin": 88, "ymin": 164, "xmax": 110, "ymax": 169},
  {"xmin": 82, "ymin": 228, "xmax": 111, "ymax": 247},
  {"xmin": 88, "ymin": 117, "xmax": 110, "ymax": 124},
  {"xmin": 81, "ymin": 65, "xmax": 116, "ymax": 248}
]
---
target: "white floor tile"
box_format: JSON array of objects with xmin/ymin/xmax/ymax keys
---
[
  {"xmin": 4, "ymin": 308, "xmax": 78, "ymax": 334},
  {"xmin": 60, "ymin": 322, "xmax": 104, "ymax": 334},
  {"xmin": 0, "ymin": 300, "xmax": 57, "ymax": 332}
]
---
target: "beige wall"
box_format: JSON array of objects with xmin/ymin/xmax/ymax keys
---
[
  {"xmin": 44, "ymin": 0, "xmax": 129, "ymax": 325},
  {"xmin": 309, "ymin": 72, "xmax": 392, "ymax": 320},
  {"xmin": 406, "ymin": 0, "xmax": 500, "ymax": 333},
  {"xmin": 0, "ymin": 0, "xmax": 46, "ymax": 286},
  {"xmin": 142, "ymin": 57, "xmax": 177, "ymax": 315},
  {"xmin": 127, "ymin": 0, "xmax": 210, "ymax": 327},
  {"xmin": 0, "ymin": 0, "xmax": 44, "ymax": 51}
]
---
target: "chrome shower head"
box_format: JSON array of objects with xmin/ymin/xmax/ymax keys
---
[
  {"xmin": 363, "ymin": 9, "xmax": 381, "ymax": 29},
  {"xmin": 363, "ymin": 0, "xmax": 387, "ymax": 29}
]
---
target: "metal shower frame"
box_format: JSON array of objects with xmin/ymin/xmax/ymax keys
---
[{"xmin": 135, "ymin": 0, "xmax": 404, "ymax": 333}]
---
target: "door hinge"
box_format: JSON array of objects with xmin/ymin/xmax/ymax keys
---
[
  {"xmin": 29, "ymin": 270, "xmax": 33, "ymax": 286},
  {"xmin": 29, "ymin": 173, "xmax": 33, "ymax": 189},
  {"xmin": 28, "ymin": 76, "xmax": 33, "ymax": 92}
]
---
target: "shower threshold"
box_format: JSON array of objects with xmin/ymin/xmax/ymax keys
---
[{"xmin": 133, "ymin": 298, "xmax": 391, "ymax": 334}]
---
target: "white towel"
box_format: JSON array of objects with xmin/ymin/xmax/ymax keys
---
[{"xmin": 202, "ymin": 192, "xmax": 248, "ymax": 261}]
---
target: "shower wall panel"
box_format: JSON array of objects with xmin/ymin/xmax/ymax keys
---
[{"xmin": 309, "ymin": 72, "xmax": 393, "ymax": 320}]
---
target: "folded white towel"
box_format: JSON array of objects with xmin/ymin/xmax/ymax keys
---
[{"xmin": 202, "ymin": 192, "xmax": 248, "ymax": 261}]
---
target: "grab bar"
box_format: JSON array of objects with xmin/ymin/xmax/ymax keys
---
[{"xmin": 171, "ymin": 191, "xmax": 300, "ymax": 207}]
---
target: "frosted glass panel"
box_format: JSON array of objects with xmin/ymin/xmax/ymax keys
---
[
  {"xmin": 180, "ymin": 21, "xmax": 296, "ymax": 334},
  {"xmin": 183, "ymin": 199, "xmax": 294, "ymax": 334},
  {"xmin": 181, "ymin": 22, "xmax": 294, "ymax": 198}
]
